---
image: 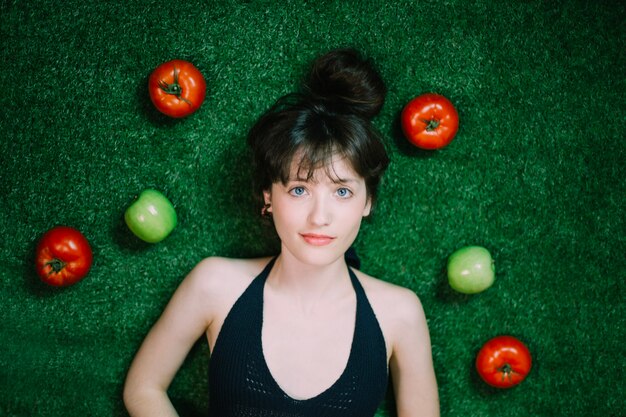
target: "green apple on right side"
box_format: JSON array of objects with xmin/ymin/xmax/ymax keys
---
[
  {"xmin": 447, "ymin": 246, "xmax": 495, "ymax": 294},
  {"xmin": 125, "ymin": 189, "xmax": 177, "ymax": 243}
]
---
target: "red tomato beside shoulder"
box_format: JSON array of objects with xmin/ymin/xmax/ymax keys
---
[
  {"xmin": 401, "ymin": 93, "xmax": 459, "ymax": 150},
  {"xmin": 35, "ymin": 226, "xmax": 93, "ymax": 287},
  {"xmin": 149, "ymin": 60, "xmax": 206, "ymax": 118},
  {"xmin": 476, "ymin": 335, "xmax": 532, "ymax": 388}
]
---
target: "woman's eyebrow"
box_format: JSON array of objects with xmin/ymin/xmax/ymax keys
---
[
  {"xmin": 331, "ymin": 177, "xmax": 358, "ymax": 184},
  {"xmin": 287, "ymin": 173, "xmax": 359, "ymax": 184},
  {"xmin": 288, "ymin": 175, "xmax": 311, "ymax": 182}
]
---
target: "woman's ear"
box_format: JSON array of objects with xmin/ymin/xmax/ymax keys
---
[{"xmin": 263, "ymin": 190, "xmax": 272, "ymax": 207}]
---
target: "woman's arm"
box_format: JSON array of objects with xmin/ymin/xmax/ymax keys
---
[
  {"xmin": 123, "ymin": 258, "xmax": 220, "ymax": 417},
  {"xmin": 389, "ymin": 291, "xmax": 440, "ymax": 417}
]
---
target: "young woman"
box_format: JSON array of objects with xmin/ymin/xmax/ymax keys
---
[{"xmin": 124, "ymin": 49, "xmax": 439, "ymax": 417}]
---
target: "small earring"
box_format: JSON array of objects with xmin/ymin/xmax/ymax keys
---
[{"xmin": 261, "ymin": 203, "xmax": 272, "ymax": 217}]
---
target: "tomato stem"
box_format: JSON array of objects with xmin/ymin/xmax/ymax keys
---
[
  {"xmin": 498, "ymin": 363, "xmax": 517, "ymax": 381},
  {"xmin": 421, "ymin": 118, "xmax": 440, "ymax": 131},
  {"xmin": 45, "ymin": 258, "xmax": 66, "ymax": 274},
  {"xmin": 157, "ymin": 66, "xmax": 192, "ymax": 106}
]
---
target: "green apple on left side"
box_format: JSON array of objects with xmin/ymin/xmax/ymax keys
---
[
  {"xmin": 125, "ymin": 189, "xmax": 177, "ymax": 243},
  {"xmin": 447, "ymin": 245, "xmax": 495, "ymax": 294}
]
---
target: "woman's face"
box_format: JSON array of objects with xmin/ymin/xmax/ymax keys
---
[{"xmin": 264, "ymin": 153, "xmax": 371, "ymax": 266}]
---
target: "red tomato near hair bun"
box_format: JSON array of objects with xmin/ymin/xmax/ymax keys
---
[
  {"xmin": 401, "ymin": 93, "xmax": 459, "ymax": 149},
  {"xmin": 35, "ymin": 226, "xmax": 93, "ymax": 287},
  {"xmin": 476, "ymin": 335, "xmax": 532, "ymax": 388},
  {"xmin": 149, "ymin": 60, "xmax": 206, "ymax": 118}
]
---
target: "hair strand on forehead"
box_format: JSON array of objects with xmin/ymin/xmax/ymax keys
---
[{"xmin": 289, "ymin": 148, "xmax": 354, "ymax": 184}]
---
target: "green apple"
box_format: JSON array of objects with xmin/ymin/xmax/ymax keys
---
[
  {"xmin": 447, "ymin": 246, "xmax": 495, "ymax": 294},
  {"xmin": 125, "ymin": 189, "xmax": 177, "ymax": 243}
]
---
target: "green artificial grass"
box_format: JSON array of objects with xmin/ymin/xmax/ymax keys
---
[{"xmin": 1, "ymin": 0, "xmax": 624, "ymax": 416}]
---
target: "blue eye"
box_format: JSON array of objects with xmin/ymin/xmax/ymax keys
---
[
  {"xmin": 337, "ymin": 188, "xmax": 352, "ymax": 198},
  {"xmin": 290, "ymin": 187, "xmax": 306, "ymax": 196}
]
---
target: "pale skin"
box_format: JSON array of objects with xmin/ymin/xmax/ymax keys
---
[{"xmin": 123, "ymin": 156, "xmax": 439, "ymax": 417}]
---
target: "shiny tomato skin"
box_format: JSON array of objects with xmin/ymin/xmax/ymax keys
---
[
  {"xmin": 401, "ymin": 93, "xmax": 459, "ymax": 150},
  {"xmin": 476, "ymin": 335, "xmax": 532, "ymax": 388},
  {"xmin": 149, "ymin": 60, "xmax": 206, "ymax": 118},
  {"xmin": 35, "ymin": 226, "xmax": 93, "ymax": 287}
]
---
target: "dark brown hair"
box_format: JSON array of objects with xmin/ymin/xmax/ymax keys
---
[{"xmin": 248, "ymin": 48, "xmax": 390, "ymax": 208}]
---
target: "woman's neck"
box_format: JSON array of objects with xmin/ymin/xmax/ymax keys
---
[{"xmin": 266, "ymin": 250, "xmax": 353, "ymax": 310}]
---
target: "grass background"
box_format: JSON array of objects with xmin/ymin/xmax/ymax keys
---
[{"xmin": 1, "ymin": 0, "xmax": 624, "ymax": 416}]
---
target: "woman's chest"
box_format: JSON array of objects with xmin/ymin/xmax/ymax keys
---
[{"xmin": 261, "ymin": 302, "xmax": 356, "ymax": 400}]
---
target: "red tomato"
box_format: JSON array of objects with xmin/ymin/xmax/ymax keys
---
[
  {"xmin": 149, "ymin": 60, "xmax": 206, "ymax": 118},
  {"xmin": 401, "ymin": 93, "xmax": 459, "ymax": 149},
  {"xmin": 476, "ymin": 335, "xmax": 532, "ymax": 388},
  {"xmin": 35, "ymin": 226, "xmax": 93, "ymax": 287}
]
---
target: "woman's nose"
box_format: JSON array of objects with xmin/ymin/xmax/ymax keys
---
[{"xmin": 307, "ymin": 196, "xmax": 331, "ymax": 226}]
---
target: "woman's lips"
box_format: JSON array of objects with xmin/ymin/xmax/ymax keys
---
[{"xmin": 300, "ymin": 233, "xmax": 335, "ymax": 246}]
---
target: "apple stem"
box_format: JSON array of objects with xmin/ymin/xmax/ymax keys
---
[{"xmin": 45, "ymin": 258, "xmax": 66, "ymax": 274}]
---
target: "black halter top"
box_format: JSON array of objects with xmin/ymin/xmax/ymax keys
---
[{"xmin": 208, "ymin": 258, "xmax": 388, "ymax": 416}]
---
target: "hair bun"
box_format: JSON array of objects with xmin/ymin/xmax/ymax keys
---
[{"xmin": 303, "ymin": 49, "xmax": 386, "ymax": 119}]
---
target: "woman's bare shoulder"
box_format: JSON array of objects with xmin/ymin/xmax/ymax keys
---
[
  {"xmin": 182, "ymin": 256, "xmax": 274, "ymax": 348},
  {"xmin": 353, "ymin": 269, "xmax": 428, "ymax": 335},
  {"xmin": 184, "ymin": 256, "xmax": 273, "ymax": 297},
  {"xmin": 191, "ymin": 256, "xmax": 273, "ymax": 277},
  {"xmin": 355, "ymin": 269, "xmax": 422, "ymax": 310}
]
